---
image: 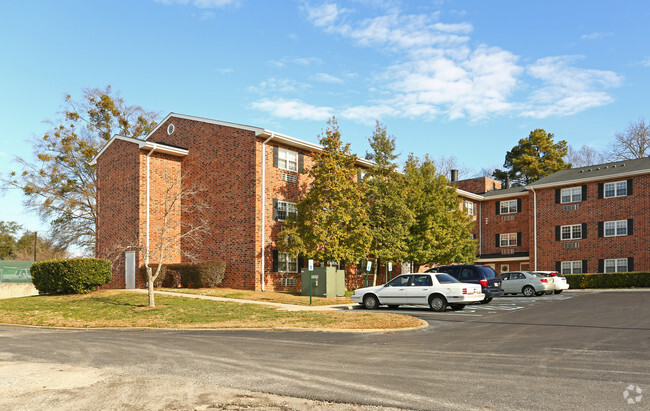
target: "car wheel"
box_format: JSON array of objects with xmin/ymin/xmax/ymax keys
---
[
  {"xmin": 479, "ymin": 297, "xmax": 493, "ymax": 304},
  {"xmin": 523, "ymin": 286, "xmax": 535, "ymax": 297},
  {"xmin": 387, "ymin": 305, "xmax": 400, "ymax": 309},
  {"xmin": 535, "ymin": 292, "xmax": 544, "ymax": 296},
  {"xmin": 449, "ymin": 304, "xmax": 465, "ymax": 311},
  {"xmin": 544, "ymin": 291, "xmax": 553, "ymax": 295},
  {"xmin": 363, "ymin": 294, "xmax": 379, "ymax": 310},
  {"xmin": 429, "ymin": 295, "xmax": 447, "ymax": 312},
  {"xmin": 554, "ymin": 290, "xmax": 563, "ymax": 294}
]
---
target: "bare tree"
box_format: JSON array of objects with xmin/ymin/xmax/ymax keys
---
[
  {"xmin": 108, "ymin": 173, "xmax": 210, "ymax": 307},
  {"xmin": 566, "ymin": 144, "xmax": 606, "ymax": 167},
  {"xmin": 433, "ymin": 154, "xmax": 477, "ymax": 180},
  {"xmin": 608, "ymin": 117, "xmax": 650, "ymax": 160}
]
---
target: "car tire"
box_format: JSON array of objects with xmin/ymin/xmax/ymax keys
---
[
  {"xmin": 554, "ymin": 290, "xmax": 563, "ymax": 294},
  {"xmin": 535, "ymin": 292, "xmax": 544, "ymax": 296},
  {"xmin": 429, "ymin": 295, "xmax": 447, "ymax": 312},
  {"xmin": 523, "ymin": 286, "xmax": 535, "ymax": 297},
  {"xmin": 479, "ymin": 297, "xmax": 493, "ymax": 304},
  {"xmin": 449, "ymin": 304, "xmax": 465, "ymax": 311},
  {"xmin": 387, "ymin": 305, "xmax": 399, "ymax": 309},
  {"xmin": 363, "ymin": 294, "xmax": 379, "ymax": 310},
  {"xmin": 544, "ymin": 291, "xmax": 553, "ymax": 295}
]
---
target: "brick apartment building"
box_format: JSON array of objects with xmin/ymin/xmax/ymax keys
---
[
  {"xmin": 92, "ymin": 113, "xmax": 387, "ymax": 291},
  {"xmin": 453, "ymin": 157, "xmax": 649, "ymax": 274}
]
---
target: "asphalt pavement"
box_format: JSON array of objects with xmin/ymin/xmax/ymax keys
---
[{"xmin": 1, "ymin": 291, "xmax": 648, "ymax": 410}]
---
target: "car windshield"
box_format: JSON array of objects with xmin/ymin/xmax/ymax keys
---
[
  {"xmin": 478, "ymin": 266, "xmax": 496, "ymax": 279},
  {"xmin": 531, "ymin": 273, "xmax": 548, "ymax": 278},
  {"xmin": 435, "ymin": 274, "xmax": 458, "ymax": 284}
]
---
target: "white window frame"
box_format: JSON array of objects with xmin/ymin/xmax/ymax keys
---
[
  {"xmin": 278, "ymin": 148, "xmax": 298, "ymax": 172},
  {"xmin": 500, "ymin": 200, "xmax": 518, "ymax": 214},
  {"xmin": 464, "ymin": 200, "xmax": 476, "ymax": 216},
  {"xmin": 604, "ymin": 180, "xmax": 627, "ymax": 198},
  {"xmin": 561, "ymin": 260, "xmax": 582, "ymax": 275},
  {"xmin": 500, "ymin": 233, "xmax": 517, "ymax": 247},
  {"xmin": 278, "ymin": 252, "xmax": 298, "ymax": 273},
  {"xmin": 604, "ymin": 220, "xmax": 627, "ymax": 237},
  {"xmin": 605, "ymin": 258, "xmax": 628, "ymax": 273},
  {"xmin": 277, "ymin": 200, "xmax": 297, "ymax": 221},
  {"xmin": 561, "ymin": 224, "xmax": 582, "ymax": 240},
  {"xmin": 561, "ymin": 187, "xmax": 582, "ymax": 203}
]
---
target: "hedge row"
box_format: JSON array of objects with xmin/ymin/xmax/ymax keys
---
[
  {"xmin": 564, "ymin": 272, "xmax": 650, "ymax": 289},
  {"xmin": 140, "ymin": 261, "xmax": 226, "ymax": 288},
  {"xmin": 31, "ymin": 258, "xmax": 112, "ymax": 294}
]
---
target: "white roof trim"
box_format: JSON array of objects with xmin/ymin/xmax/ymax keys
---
[
  {"xmin": 455, "ymin": 189, "xmax": 484, "ymax": 201},
  {"xmin": 483, "ymin": 190, "xmax": 529, "ymax": 200},
  {"xmin": 89, "ymin": 135, "xmax": 189, "ymax": 165},
  {"xmin": 526, "ymin": 169, "xmax": 650, "ymax": 189}
]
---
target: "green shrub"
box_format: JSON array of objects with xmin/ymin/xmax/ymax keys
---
[
  {"xmin": 565, "ymin": 272, "xmax": 650, "ymax": 289},
  {"xmin": 140, "ymin": 261, "xmax": 226, "ymax": 288},
  {"xmin": 31, "ymin": 258, "xmax": 112, "ymax": 294}
]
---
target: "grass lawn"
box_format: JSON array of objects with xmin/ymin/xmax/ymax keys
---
[
  {"xmin": 160, "ymin": 287, "xmax": 354, "ymax": 306},
  {"xmin": 0, "ymin": 290, "xmax": 423, "ymax": 330}
]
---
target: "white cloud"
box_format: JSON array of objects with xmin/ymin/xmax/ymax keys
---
[
  {"xmin": 269, "ymin": 56, "xmax": 323, "ymax": 68},
  {"xmin": 641, "ymin": 57, "xmax": 650, "ymax": 67},
  {"xmin": 522, "ymin": 56, "xmax": 622, "ymax": 118},
  {"xmin": 247, "ymin": 77, "xmax": 312, "ymax": 94},
  {"xmin": 155, "ymin": 0, "xmax": 239, "ymax": 8},
  {"xmin": 312, "ymin": 72, "xmax": 344, "ymax": 84},
  {"xmin": 581, "ymin": 32, "xmax": 613, "ymax": 40},
  {"xmin": 197, "ymin": 10, "xmax": 215, "ymax": 19},
  {"xmin": 251, "ymin": 99, "xmax": 333, "ymax": 121},
  {"xmin": 304, "ymin": 3, "xmax": 344, "ymax": 27},
  {"xmin": 341, "ymin": 104, "xmax": 399, "ymax": 124}
]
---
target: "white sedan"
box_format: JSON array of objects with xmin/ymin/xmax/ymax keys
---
[
  {"xmin": 351, "ymin": 273, "xmax": 484, "ymax": 312},
  {"xmin": 532, "ymin": 271, "xmax": 570, "ymax": 294}
]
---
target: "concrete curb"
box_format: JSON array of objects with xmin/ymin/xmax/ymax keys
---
[{"xmin": 566, "ymin": 288, "xmax": 650, "ymax": 293}]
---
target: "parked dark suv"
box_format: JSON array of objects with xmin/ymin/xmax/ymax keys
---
[{"xmin": 425, "ymin": 265, "xmax": 504, "ymax": 303}]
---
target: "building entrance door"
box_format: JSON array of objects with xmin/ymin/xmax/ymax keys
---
[{"xmin": 125, "ymin": 251, "xmax": 136, "ymax": 289}]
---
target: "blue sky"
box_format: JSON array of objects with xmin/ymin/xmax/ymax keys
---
[{"xmin": 1, "ymin": 0, "xmax": 649, "ymax": 236}]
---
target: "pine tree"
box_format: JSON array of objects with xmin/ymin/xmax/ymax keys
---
[
  {"xmin": 364, "ymin": 122, "xmax": 414, "ymax": 283},
  {"xmin": 278, "ymin": 117, "xmax": 371, "ymax": 264}
]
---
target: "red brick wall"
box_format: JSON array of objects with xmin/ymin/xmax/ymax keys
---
[
  {"xmin": 96, "ymin": 139, "xmax": 142, "ymax": 288},
  {"xmin": 147, "ymin": 117, "xmax": 259, "ymax": 289},
  {"xmin": 453, "ymin": 177, "xmax": 502, "ymax": 194},
  {"xmin": 533, "ymin": 176, "xmax": 649, "ymax": 272}
]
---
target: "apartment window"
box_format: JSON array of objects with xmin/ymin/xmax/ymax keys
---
[
  {"xmin": 561, "ymin": 260, "xmax": 582, "ymax": 275},
  {"xmin": 500, "ymin": 200, "xmax": 518, "ymax": 214},
  {"xmin": 561, "ymin": 224, "xmax": 582, "ymax": 240},
  {"xmin": 464, "ymin": 200, "xmax": 476, "ymax": 216},
  {"xmin": 604, "ymin": 181, "xmax": 627, "ymax": 198},
  {"xmin": 604, "ymin": 220, "xmax": 627, "ymax": 237},
  {"xmin": 277, "ymin": 200, "xmax": 297, "ymax": 221},
  {"xmin": 278, "ymin": 148, "xmax": 298, "ymax": 172},
  {"xmin": 605, "ymin": 258, "xmax": 628, "ymax": 273},
  {"xmin": 500, "ymin": 233, "xmax": 517, "ymax": 247},
  {"xmin": 561, "ymin": 187, "xmax": 582, "ymax": 203},
  {"xmin": 278, "ymin": 252, "xmax": 298, "ymax": 273}
]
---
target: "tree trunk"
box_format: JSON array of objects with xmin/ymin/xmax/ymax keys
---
[
  {"xmin": 147, "ymin": 266, "xmax": 155, "ymax": 307},
  {"xmin": 372, "ymin": 258, "xmax": 378, "ymax": 286}
]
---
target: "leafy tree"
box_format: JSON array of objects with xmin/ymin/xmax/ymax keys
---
[
  {"xmin": 493, "ymin": 129, "xmax": 570, "ymax": 186},
  {"xmin": 404, "ymin": 154, "xmax": 476, "ymax": 271},
  {"xmin": 2, "ymin": 86, "xmax": 159, "ymax": 253},
  {"xmin": 278, "ymin": 117, "xmax": 372, "ymax": 264},
  {"xmin": 14, "ymin": 231, "xmax": 70, "ymax": 261},
  {"xmin": 608, "ymin": 117, "xmax": 650, "ymax": 160},
  {"xmin": 364, "ymin": 122, "xmax": 414, "ymax": 282},
  {"xmin": 0, "ymin": 221, "xmax": 21, "ymax": 260}
]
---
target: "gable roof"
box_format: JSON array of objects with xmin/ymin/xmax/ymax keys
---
[
  {"xmin": 483, "ymin": 186, "xmax": 528, "ymax": 199},
  {"xmin": 527, "ymin": 156, "xmax": 650, "ymax": 188},
  {"xmin": 89, "ymin": 135, "xmax": 189, "ymax": 165}
]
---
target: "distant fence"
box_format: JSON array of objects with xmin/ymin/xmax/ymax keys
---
[{"xmin": 0, "ymin": 261, "xmax": 34, "ymax": 283}]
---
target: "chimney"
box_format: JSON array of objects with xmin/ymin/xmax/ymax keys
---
[
  {"xmin": 450, "ymin": 169, "xmax": 458, "ymax": 182},
  {"xmin": 505, "ymin": 174, "xmax": 510, "ymax": 189}
]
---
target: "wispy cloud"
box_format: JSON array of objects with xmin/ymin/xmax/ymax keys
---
[
  {"xmin": 641, "ymin": 57, "xmax": 650, "ymax": 67},
  {"xmin": 251, "ymin": 98, "xmax": 333, "ymax": 121},
  {"xmin": 264, "ymin": 2, "xmax": 624, "ymax": 123},
  {"xmin": 269, "ymin": 56, "xmax": 323, "ymax": 68},
  {"xmin": 247, "ymin": 77, "xmax": 312, "ymax": 94},
  {"xmin": 581, "ymin": 32, "xmax": 613, "ymax": 40},
  {"xmin": 155, "ymin": 0, "xmax": 239, "ymax": 8},
  {"xmin": 214, "ymin": 67, "xmax": 234, "ymax": 74},
  {"xmin": 311, "ymin": 72, "xmax": 344, "ymax": 84}
]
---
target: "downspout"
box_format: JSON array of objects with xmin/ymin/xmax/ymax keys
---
[
  {"xmin": 531, "ymin": 187, "xmax": 538, "ymax": 271},
  {"xmin": 478, "ymin": 202, "xmax": 482, "ymax": 256},
  {"xmin": 261, "ymin": 133, "xmax": 275, "ymax": 291},
  {"xmin": 146, "ymin": 143, "xmax": 159, "ymax": 266}
]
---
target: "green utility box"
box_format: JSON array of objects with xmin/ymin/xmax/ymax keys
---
[
  {"xmin": 301, "ymin": 266, "xmax": 346, "ymax": 298},
  {"xmin": 0, "ymin": 261, "xmax": 34, "ymax": 283}
]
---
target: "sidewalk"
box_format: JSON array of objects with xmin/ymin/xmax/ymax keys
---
[{"xmin": 125, "ymin": 289, "xmax": 358, "ymax": 312}]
